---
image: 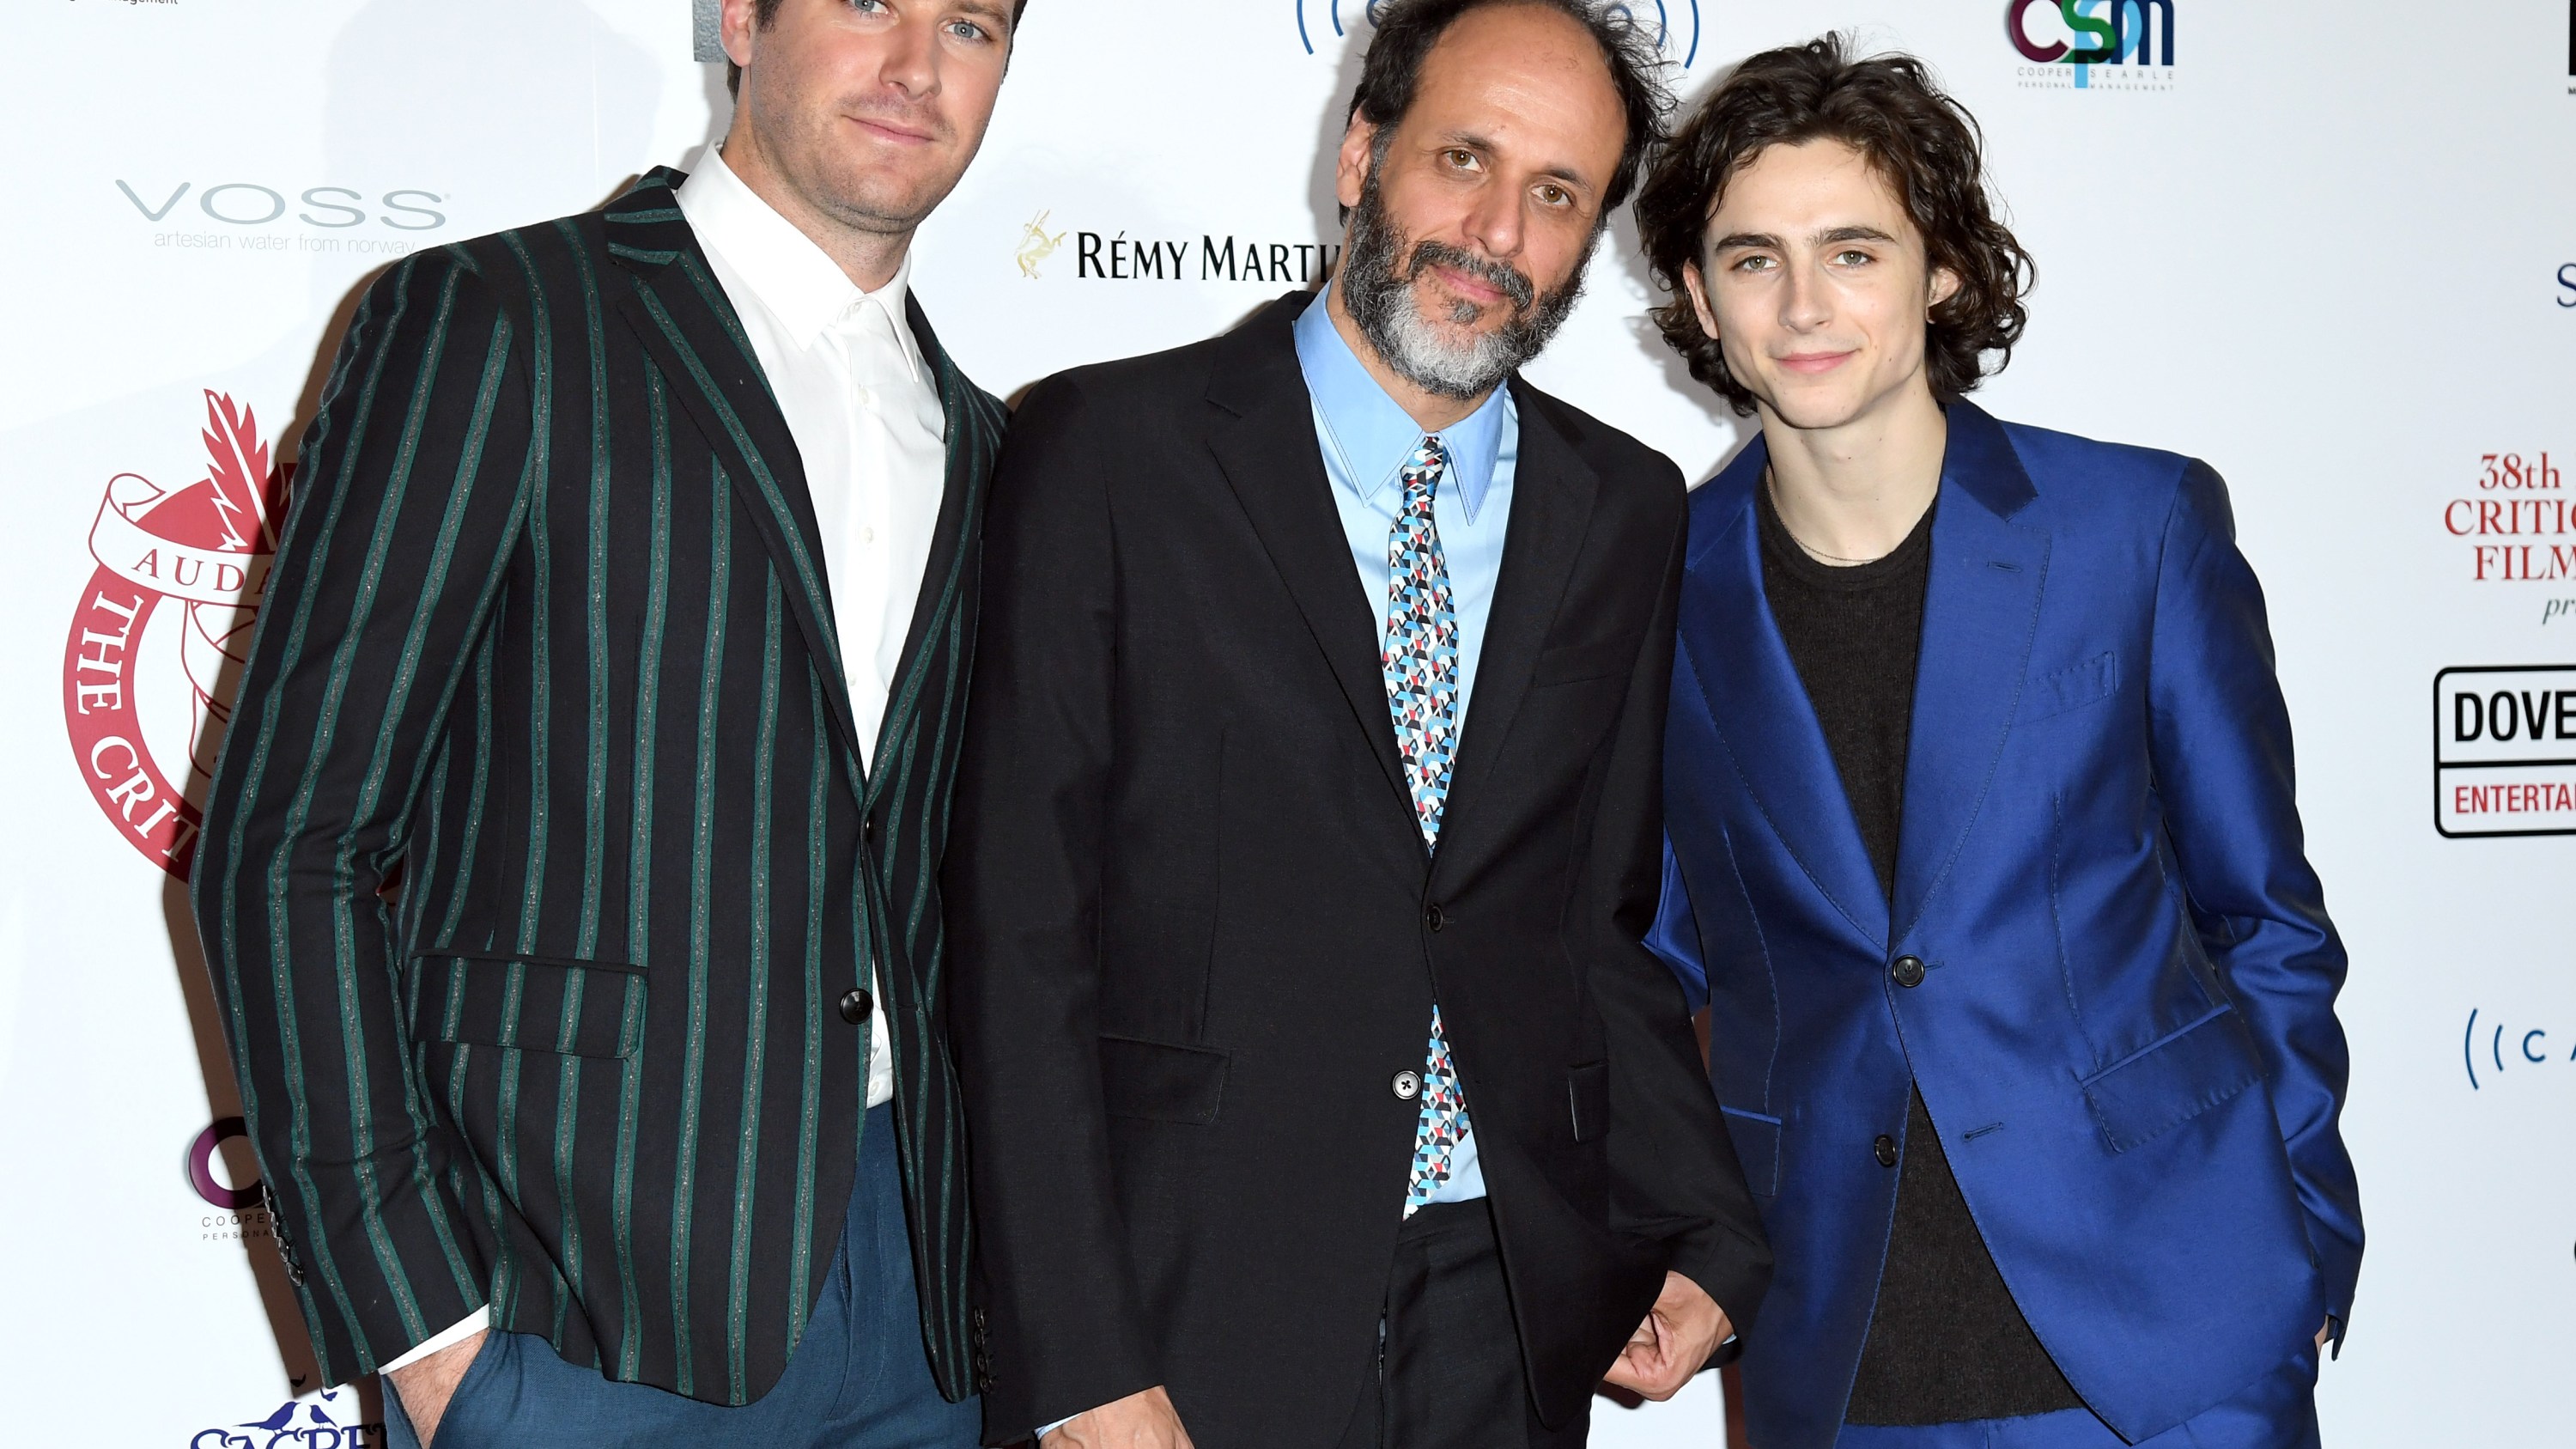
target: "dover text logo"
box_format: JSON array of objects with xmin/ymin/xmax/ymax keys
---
[
  {"xmin": 2433, "ymin": 666, "xmax": 2576, "ymax": 837},
  {"xmin": 1297, "ymin": 1, "xmax": 1702, "ymax": 67},
  {"xmin": 61, "ymin": 392, "xmax": 291, "ymax": 877}
]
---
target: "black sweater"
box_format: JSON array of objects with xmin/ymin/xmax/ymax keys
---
[{"xmin": 1756, "ymin": 484, "xmax": 2084, "ymax": 1425}]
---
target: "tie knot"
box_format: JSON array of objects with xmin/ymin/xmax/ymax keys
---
[{"xmin": 1402, "ymin": 436, "xmax": 1449, "ymax": 508}]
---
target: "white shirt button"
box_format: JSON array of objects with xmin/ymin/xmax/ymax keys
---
[{"xmin": 860, "ymin": 526, "xmax": 877, "ymax": 545}]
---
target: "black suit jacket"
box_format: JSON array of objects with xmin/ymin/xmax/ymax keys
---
[
  {"xmin": 948, "ymin": 293, "xmax": 1771, "ymax": 1446},
  {"xmin": 192, "ymin": 170, "xmax": 1005, "ymax": 1405}
]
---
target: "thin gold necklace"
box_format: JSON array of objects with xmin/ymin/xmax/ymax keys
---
[{"xmin": 1765, "ymin": 469, "xmax": 1886, "ymax": 566}]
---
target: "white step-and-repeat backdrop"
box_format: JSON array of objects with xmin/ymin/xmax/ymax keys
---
[{"xmin": 2, "ymin": 2, "xmax": 2567, "ymax": 1444}]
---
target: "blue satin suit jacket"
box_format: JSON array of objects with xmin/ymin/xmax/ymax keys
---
[{"xmin": 1649, "ymin": 403, "xmax": 2360, "ymax": 1448}]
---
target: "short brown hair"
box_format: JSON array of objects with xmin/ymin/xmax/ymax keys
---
[
  {"xmin": 1633, "ymin": 33, "xmax": 2033, "ymax": 414},
  {"xmin": 726, "ymin": 0, "xmax": 1030, "ymax": 97}
]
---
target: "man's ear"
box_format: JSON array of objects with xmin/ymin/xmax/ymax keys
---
[
  {"xmin": 720, "ymin": 0, "xmax": 761, "ymax": 70},
  {"xmin": 1929, "ymin": 265, "xmax": 1963, "ymax": 312},
  {"xmin": 1336, "ymin": 116, "xmax": 1379, "ymax": 214},
  {"xmin": 1681, "ymin": 259, "xmax": 1719, "ymax": 340}
]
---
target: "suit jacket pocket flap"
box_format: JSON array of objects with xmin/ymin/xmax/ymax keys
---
[
  {"xmin": 1100, "ymin": 1034, "xmax": 1230, "ymax": 1125},
  {"xmin": 1567, "ymin": 1061, "xmax": 1611, "ymax": 1143},
  {"xmin": 1533, "ymin": 636, "xmax": 1635, "ymax": 687},
  {"xmin": 1719, "ymin": 1105, "xmax": 1781, "ymax": 1197},
  {"xmin": 2080, "ymin": 1003, "xmax": 2260, "ymax": 1154},
  {"xmin": 410, "ymin": 950, "xmax": 646, "ymax": 1061}
]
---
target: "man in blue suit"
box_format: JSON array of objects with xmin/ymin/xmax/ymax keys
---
[{"xmin": 1626, "ymin": 35, "xmax": 2360, "ymax": 1449}]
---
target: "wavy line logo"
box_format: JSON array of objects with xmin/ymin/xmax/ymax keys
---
[
  {"xmin": 1295, "ymin": 1, "xmax": 1702, "ymax": 69},
  {"xmin": 60, "ymin": 391, "xmax": 294, "ymax": 878},
  {"xmin": 2463, "ymin": 1008, "xmax": 2573, "ymax": 1089}
]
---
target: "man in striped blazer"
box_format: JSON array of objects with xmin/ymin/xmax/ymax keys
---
[{"xmin": 191, "ymin": 2, "xmax": 1024, "ymax": 1444}]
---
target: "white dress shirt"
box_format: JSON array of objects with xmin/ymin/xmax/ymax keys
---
[{"xmin": 385, "ymin": 146, "xmax": 946, "ymax": 1374}]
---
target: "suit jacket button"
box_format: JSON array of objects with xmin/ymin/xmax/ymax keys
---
[
  {"xmin": 1873, "ymin": 1133, "xmax": 1899, "ymax": 1167},
  {"xmin": 1424, "ymin": 904, "xmax": 1446, "ymax": 932},
  {"xmin": 1392, "ymin": 1070, "xmax": 1422, "ymax": 1101},
  {"xmin": 1892, "ymin": 955, "xmax": 1926, "ymax": 988},
  {"xmin": 839, "ymin": 988, "xmax": 874, "ymax": 1025}
]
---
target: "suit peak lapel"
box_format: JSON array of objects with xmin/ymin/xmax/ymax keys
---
[
  {"xmin": 866, "ymin": 295, "xmax": 1004, "ymax": 812},
  {"xmin": 605, "ymin": 174, "xmax": 872, "ymax": 789},
  {"xmin": 1890, "ymin": 404, "xmax": 2050, "ymax": 938},
  {"xmin": 1675, "ymin": 442, "xmax": 1891, "ymax": 949}
]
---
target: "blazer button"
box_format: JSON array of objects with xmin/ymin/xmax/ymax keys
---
[
  {"xmin": 839, "ymin": 988, "xmax": 874, "ymax": 1025},
  {"xmin": 1873, "ymin": 1134, "xmax": 1899, "ymax": 1168},
  {"xmin": 1393, "ymin": 1070, "xmax": 1422, "ymax": 1101},
  {"xmin": 1892, "ymin": 955, "xmax": 1926, "ymax": 989},
  {"xmin": 1425, "ymin": 904, "xmax": 1447, "ymax": 932}
]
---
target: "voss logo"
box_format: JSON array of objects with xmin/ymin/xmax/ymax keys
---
[
  {"xmin": 2434, "ymin": 666, "xmax": 2576, "ymax": 837},
  {"xmin": 117, "ymin": 180, "xmax": 447, "ymax": 231}
]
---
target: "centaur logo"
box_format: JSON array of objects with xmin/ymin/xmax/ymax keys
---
[{"xmin": 60, "ymin": 391, "xmax": 292, "ymax": 877}]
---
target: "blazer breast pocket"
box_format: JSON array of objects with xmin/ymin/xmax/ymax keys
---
[
  {"xmin": 410, "ymin": 950, "xmax": 646, "ymax": 1061},
  {"xmin": 2019, "ymin": 650, "xmax": 2121, "ymax": 722},
  {"xmin": 1100, "ymin": 1034, "xmax": 1231, "ymax": 1126},
  {"xmin": 2079, "ymin": 1002, "xmax": 2263, "ymax": 1154},
  {"xmin": 1531, "ymin": 636, "xmax": 1636, "ymax": 688}
]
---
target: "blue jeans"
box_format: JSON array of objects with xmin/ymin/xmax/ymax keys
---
[
  {"xmin": 386, "ymin": 1104, "xmax": 979, "ymax": 1449},
  {"xmin": 1834, "ymin": 1339, "xmax": 2321, "ymax": 1449}
]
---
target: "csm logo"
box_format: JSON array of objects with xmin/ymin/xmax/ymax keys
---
[
  {"xmin": 1296, "ymin": 0, "xmax": 1703, "ymax": 67},
  {"xmin": 117, "ymin": 180, "xmax": 448, "ymax": 231},
  {"xmin": 2008, "ymin": 0, "xmax": 2174, "ymax": 86}
]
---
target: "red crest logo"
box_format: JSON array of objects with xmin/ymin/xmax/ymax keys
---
[{"xmin": 62, "ymin": 391, "xmax": 294, "ymax": 878}]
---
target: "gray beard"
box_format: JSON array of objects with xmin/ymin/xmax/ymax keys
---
[{"xmin": 1339, "ymin": 174, "xmax": 1591, "ymax": 400}]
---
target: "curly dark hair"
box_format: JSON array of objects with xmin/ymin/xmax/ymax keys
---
[
  {"xmin": 1633, "ymin": 33, "xmax": 2033, "ymax": 414},
  {"xmin": 1347, "ymin": 0, "xmax": 1671, "ymax": 215}
]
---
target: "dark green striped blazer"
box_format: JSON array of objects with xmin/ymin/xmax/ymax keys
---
[{"xmin": 192, "ymin": 169, "xmax": 1005, "ymax": 1406}]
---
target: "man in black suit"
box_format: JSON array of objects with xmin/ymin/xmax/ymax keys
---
[
  {"xmin": 192, "ymin": 2, "xmax": 1024, "ymax": 1445},
  {"xmin": 947, "ymin": 4, "xmax": 1771, "ymax": 1446}
]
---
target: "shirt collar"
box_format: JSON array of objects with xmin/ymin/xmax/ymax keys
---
[
  {"xmin": 676, "ymin": 144, "xmax": 927, "ymax": 379},
  {"xmin": 1292, "ymin": 283, "xmax": 1510, "ymax": 522}
]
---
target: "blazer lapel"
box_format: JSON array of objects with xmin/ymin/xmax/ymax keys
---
[
  {"xmin": 1433, "ymin": 381, "xmax": 1595, "ymax": 868},
  {"xmin": 602, "ymin": 168, "xmax": 871, "ymax": 789},
  {"xmin": 1203, "ymin": 298, "xmax": 1417, "ymax": 839},
  {"xmin": 1890, "ymin": 401, "xmax": 2050, "ymax": 938},
  {"xmin": 866, "ymin": 293, "xmax": 1000, "ymax": 813},
  {"xmin": 1674, "ymin": 438, "xmax": 1891, "ymax": 950}
]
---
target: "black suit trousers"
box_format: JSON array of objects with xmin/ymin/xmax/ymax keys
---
[{"xmin": 1334, "ymin": 1201, "xmax": 1588, "ymax": 1449}]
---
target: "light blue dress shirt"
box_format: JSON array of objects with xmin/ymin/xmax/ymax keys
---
[{"xmin": 1293, "ymin": 286, "xmax": 1516, "ymax": 1207}]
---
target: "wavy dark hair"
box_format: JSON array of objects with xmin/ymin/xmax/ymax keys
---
[
  {"xmin": 1347, "ymin": 0, "xmax": 1671, "ymax": 216},
  {"xmin": 1634, "ymin": 33, "xmax": 2033, "ymax": 414}
]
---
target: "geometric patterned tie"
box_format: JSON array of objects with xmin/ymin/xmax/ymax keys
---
[{"xmin": 1383, "ymin": 437, "xmax": 1473, "ymax": 1217}]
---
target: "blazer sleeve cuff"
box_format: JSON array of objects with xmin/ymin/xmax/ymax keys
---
[
  {"xmin": 279, "ymin": 1157, "xmax": 490, "ymax": 1387},
  {"xmin": 1665, "ymin": 1227, "xmax": 1774, "ymax": 1347}
]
